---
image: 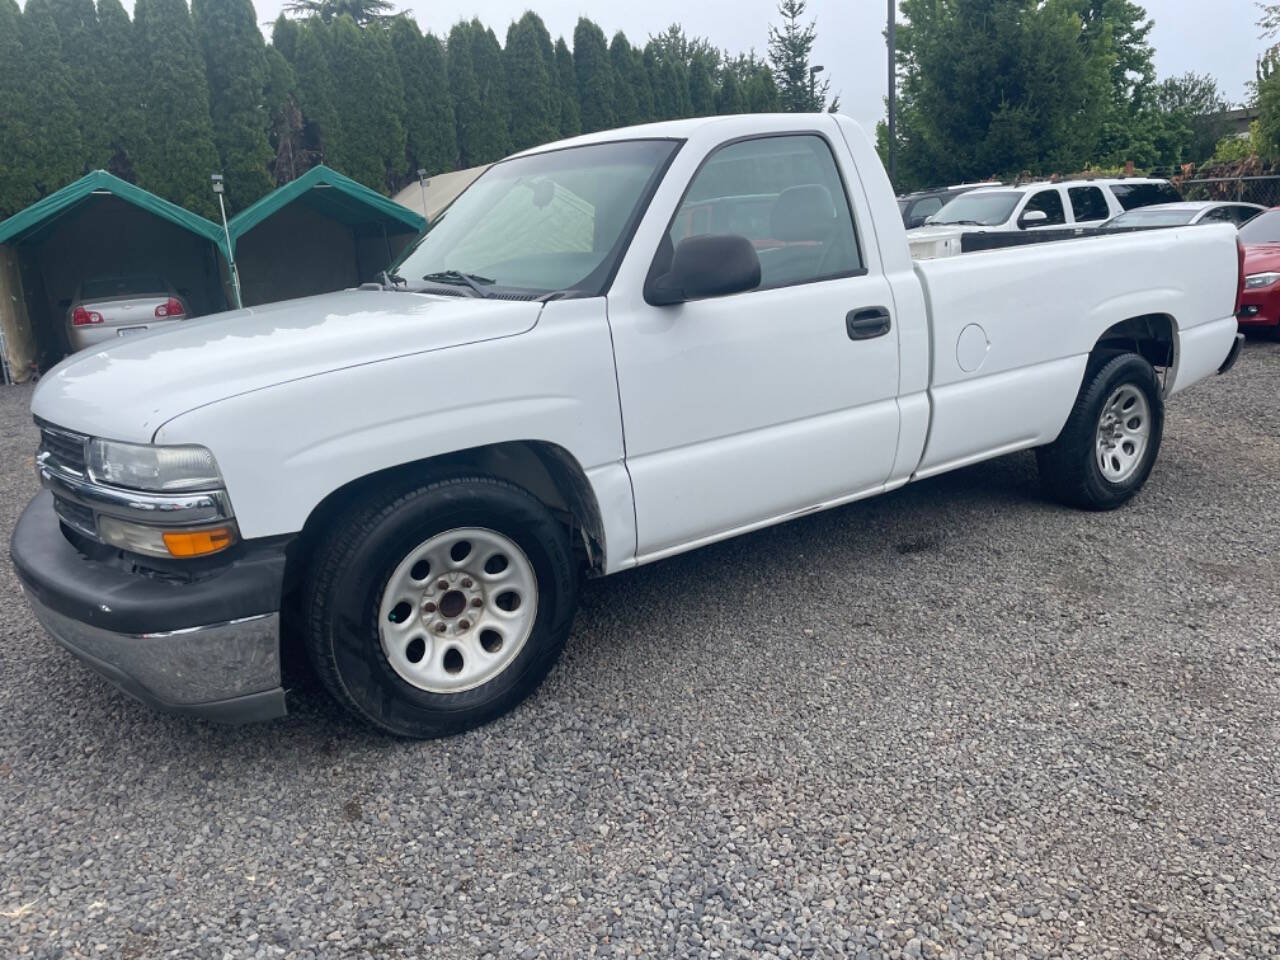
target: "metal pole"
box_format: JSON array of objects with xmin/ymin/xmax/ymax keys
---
[
  {"xmin": 217, "ymin": 192, "xmax": 242, "ymax": 310},
  {"xmin": 887, "ymin": 0, "xmax": 897, "ymax": 186}
]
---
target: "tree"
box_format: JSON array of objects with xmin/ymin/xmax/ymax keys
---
[
  {"xmin": 263, "ymin": 45, "xmax": 307, "ymax": 183},
  {"xmin": 390, "ymin": 18, "xmax": 437, "ymax": 173},
  {"xmin": 1156, "ymin": 73, "xmax": 1231, "ymax": 163},
  {"xmin": 293, "ymin": 20, "xmax": 343, "ymax": 169},
  {"xmin": 93, "ymin": 0, "xmax": 147, "ymax": 182},
  {"xmin": 505, "ymin": 12, "xmax": 558, "ymax": 152},
  {"xmin": 1075, "ymin": 0, "xmax": 1162, "ymax": 167},
  {"xmin": 19, "ymin": 0, "xmax": 86, "ymax": 197},
  {"xmin": 689, "ymin": 57, "xmax": 716, "ymax": 117},
  {"xmin": 716, "ymin": 66, "xmax": 747, "ymax": 115},
  {"xmin": 554, "ymin": 36, "xmax": 581, "ymax": 138},
  {"xmin": 448, "ymin": 20, "xmax": 482, "ymax": 166},
  {"xmin": 326, "ymin": 16, "xmax": 405, "ymax": 189},
  {"xmin": 132, "ymin": 0, "xmax": 221, "ymax": 215},
  {"xmin": 574, "ymin": 17, "xmax": 615, "ymax": 133},
  {"xmin": 889, "ymin": 0, "xmax": 1108, "ymax": 190},
  {"xmin": 419, "ymin": 31, "xmax": 458, "ymax": 173},
  {"xmin": 609, "ymin": 33, "xmax": 641, "ymax": 127},
  {"xmin": 470, "ymin": 20, "xmax": 512, "ymax": 163},
  {"xmin": 272, "ymin": 13, "xmax": 299, "ymax": 61},
  {"xmin": 767, "ymin": 0, "xmax": 831, "ymax": 112},
  {"xmin": 0, "ymin": 0, "xmax": 34, "ymax": 214},
  {"xmin": 193, "ymin": 0, "xmax": 275, "ymax": 211},
  {"xmin": 50, "ymin": 0, "xmax": 108, "ymax": 166},
  {"xmin": 282, "ymin": 0, "xmax": 394, "ymax": 26}
]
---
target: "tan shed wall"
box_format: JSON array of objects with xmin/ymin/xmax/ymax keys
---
[{"xmin": 0, "ymin": 244, "xmax": 37, "ymax": 384}]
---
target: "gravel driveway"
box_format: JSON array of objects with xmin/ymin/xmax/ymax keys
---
[{"xmin": 2, "ymin": 342, "xmax": 1278, "ymax": 960}]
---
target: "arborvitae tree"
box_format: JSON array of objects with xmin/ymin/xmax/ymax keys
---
[
  {"xmin": 95, "ymin": 0, "xmax": 148, "ymax": 180},
  {"xmin": 648, "ymin": 44, "xmax": 692, "ymax": 121},
  {"xmin": 573, "ymin": 18, "xmax": 614, "ymax": 133},
  {"xmin": 716, "ymin": 67, "xmax": 747, "ymax": 115},
  {"xmin": 293, "ymin": 20, "xmax": 343, "ymax": 169},
  {"xmin": 390, "ymin": 18, "xmax": 438, "ymax": 175},
  {"xmin": 505, "ymin": 12, "xmax": 558, "ymax": 152},
  {"xmin": 132, "ymin": 0, "xmax": 221, "ymax": 215},
  {"xmin": 0, "ymin": 0, "xmax": 34, "ymax": 214},
  {"xmin": 19, "ymin": 0, "xmax": 86, "ymax": 196},
  {"xmin": 767, "ymin": 0, "xmax": 832, "ymax": 112},
  {"xmin": 448, "ymin": 20, "xmax": 483, "ymax": 166},
  {"xmin": 419, "ymin": 32, "xmax": 457, "ymax": 172},
  {"xmin": 327, "ymin": 17, "xmax": 405, "ymax": 190},
  {"xmin": 745, "ymin": 64, "xmax": 781, "ymax": 112},
  {"xmin": 553, "ymin": 37, "xmax": 581, "ymax": 138},
  {"xmin": 469, "ymin": 20, "xmax": 512, "ymax": 162},
  {"xmin": 609, "ymin": 33, "xmax": 641, "ymax": 127},
  {"xmin": 193, "ymin": 0, "xmax": 275, "ymax": 211},
  {"xmin": 50, "ymin": 0, "xmax": 108, "ymax": 166},
  {"xmin": 689, "ymin": 57, "xmax": 716, "ymax": 117},
  {"xmin": 263, "ymin": 45, "xmax": 305, "ymax": 183},
  {"xmin": 272, "ymin": 12, "xmax": 299, "ymax": 61}
]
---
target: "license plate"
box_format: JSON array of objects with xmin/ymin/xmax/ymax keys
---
[{"xmin": 116, "ymin": 326, "xmax": 148, "ymax": 337}]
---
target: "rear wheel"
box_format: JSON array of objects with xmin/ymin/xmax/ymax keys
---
[
  {"xmin": 1036, "ymin": 352, "xmax": 1164, "ymax": 510},
  {"xmin": 302, "ymin": 475, "xmax": 577, "ymax": 738}
]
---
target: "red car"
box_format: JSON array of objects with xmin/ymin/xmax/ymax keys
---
[{"xmin": 1238, "ymin": 208, "xmax": 1280, "ymax": 336}]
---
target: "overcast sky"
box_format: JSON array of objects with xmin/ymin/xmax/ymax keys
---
[{"xmin": 236, "ymin": 0, "xmax": 1267, "ymax": 135}]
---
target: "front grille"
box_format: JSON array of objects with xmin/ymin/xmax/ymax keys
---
[
  {"xmin": 37, "ymin": 422, "xmax": 89, "ymax": 475},
  {"xmin": 53, "ymin": 497, "xmax": 97, "ymax": 538}
]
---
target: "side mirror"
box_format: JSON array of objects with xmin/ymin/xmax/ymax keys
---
[
  {"xmin": 909, "ymin": 216, "xmax": 927, "ymax": 229},
  {"xmin": 1020, "ymin": 209, "xmax": 1049, "ymax": 228},
  {"xmin": 646, "ymin": 234, "xmax": 761, "ymax": 306}
]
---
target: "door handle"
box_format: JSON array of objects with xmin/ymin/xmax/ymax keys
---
[{"xmin": 846, "ymin": 307, "xmax": 892, "ymax": 340}]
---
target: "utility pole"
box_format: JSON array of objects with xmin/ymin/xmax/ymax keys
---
[
  {"xmin": 417, "ymin": 168, "xmax": 429, "ymax": 223},
  {"xmin": 887, "ymin": 0, "xmax": 897, "ymax": 186},
  {"xmin": 809, "ymin": 65, "xmax": 825, "ymax": 111},
  {"xmin": 211, "ymin": 174, "xmax": 242, "ymax": 310}
]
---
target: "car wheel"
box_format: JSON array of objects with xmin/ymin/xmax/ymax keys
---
[
  {"xmin": 303, "ymin": 474, "xmax": 578, "ymax": 738},
  {"xmin": 1036, "ymin": 352, "xmax": 1164, "ymax": 511}
]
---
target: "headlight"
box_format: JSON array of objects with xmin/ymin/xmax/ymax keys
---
[
  {"xmin": 1244, "ymin": 272, "xmax": 1280, "ymax": 290},
  {"xmin": 97, "ymin": 516, "xmax": 239, "ymax": 558},
  {"xmin": 87, "ymin": 440, "xmax": 223, "ymax": 492}
]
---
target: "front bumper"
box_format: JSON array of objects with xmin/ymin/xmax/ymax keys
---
[{"xmin": 10, "ymin": 491, "xmax": 288, "ymax": 723}]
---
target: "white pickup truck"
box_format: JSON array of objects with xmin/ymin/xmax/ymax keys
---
[{"xmin": 11, "ymin": 113, "xmax": 1244, "ymax": 738}]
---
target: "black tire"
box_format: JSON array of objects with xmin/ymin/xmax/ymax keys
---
[
  {"xmin": 302, "ymin": 474, "xmax": 578, "ymax": 738},
  {"xmin": 1036, "ymin": 352, "xmax": 1164, "ymax": 511}
]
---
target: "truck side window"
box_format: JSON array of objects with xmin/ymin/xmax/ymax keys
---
[
  {"xmin": 1023, "ymin": 189, "xmax": 1066, "ymax": 225},
  {"xmin": 1068, "ymin": 186, "xmax": 1109, "ymax": 222},
  {"xmin": 667, "ymin": 135, "xmax": 862, "ymax": 290}
]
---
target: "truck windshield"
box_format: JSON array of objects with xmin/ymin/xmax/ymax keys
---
[
  {"xmin": 394, "ymin": 139, "xmax": 679, "ymax": 298},
  {"xmin": 930, "ymin": 191, "xmax": 1021, "ymax": 226},
  {"xmin": 1240, "ymin": 210, "xmax": 1280, "ymax": 244}
]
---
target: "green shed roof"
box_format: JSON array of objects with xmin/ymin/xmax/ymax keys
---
[
  {"xmin": 227, "ymin": 165, "xmax": 425, "ymax": 250},
  {"xmin": 0, "ymin": 170, "xmax": 231, "ymax": 260}
]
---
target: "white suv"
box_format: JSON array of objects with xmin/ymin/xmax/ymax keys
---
[{"xmin": 908, "ymin": 178, "xmax": 1181, "ymax": 257}]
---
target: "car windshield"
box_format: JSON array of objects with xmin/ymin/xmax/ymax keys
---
[
  {"xmin": 81, "ymin": 276, "xmax": 167, "ymax": 299},
  {"xmin": 393, "ymin": 139, "xmax": 679, "ymax": 298},
  {"xmin": 1239, "ymin": 209, "xmax": 1280, "ymax": 244},
  {"xmin": 1108, "ymin": 208, "xmax": 1197, "ymax": 227},
  {"xmin": 928, "ymin": 191, "xmax": 1021, "ymax": 226}
]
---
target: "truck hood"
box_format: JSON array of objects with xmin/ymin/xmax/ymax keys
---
[{"xmin": 32, "ymin": 289, "xmax": 543, "ymax": 442}]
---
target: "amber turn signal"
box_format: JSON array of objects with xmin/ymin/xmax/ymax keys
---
[{"xmin": 162, "ymin": 526, "xmax": 236, "ymax": 558}]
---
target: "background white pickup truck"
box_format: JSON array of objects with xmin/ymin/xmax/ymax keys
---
[{"xmin": 11, "ymin": 113, "xmax": 1244, "ymax": 738}]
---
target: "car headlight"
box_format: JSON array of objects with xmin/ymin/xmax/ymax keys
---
[
  {"xmin": 1244, "ymin": 272, "xmax": 1280, "ymax": 290},
  {"xmin": 87, "ymin": 439, "xmax": 223, "ymax": 492}
]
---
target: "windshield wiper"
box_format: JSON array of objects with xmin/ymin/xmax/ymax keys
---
[
  {"xmin": 421, "ymin": 270, "xmax": 495, "ymax": 298},
  {"xmin": 937, "ymin": 219, "xmax": 984, "ymax": 226},
  {"xmin": 379, "ymin": 269, "xmax": 407, "ymax": 290}
]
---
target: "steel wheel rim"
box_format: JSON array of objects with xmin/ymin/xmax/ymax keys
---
[
  {"xmin": 1096, "ymin": 383, "xmax": 1151, "ymax": 483},
  {"xmin": 378, "ymin": 527, "xmax": 538, "ymax": 694}
]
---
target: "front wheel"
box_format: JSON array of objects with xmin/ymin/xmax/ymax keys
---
[
  {"xmin": 302, "ymin": 475, "xmax": 578, "ymax": 738},
  {"xmin": 1036, "ymin": 352, "xmax": 1164, "ymax": 510}
]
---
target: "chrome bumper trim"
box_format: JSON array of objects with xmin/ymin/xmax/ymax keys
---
[{"xmin": 24, "ymin": 588, "xmax": 283, "ymax": 714}]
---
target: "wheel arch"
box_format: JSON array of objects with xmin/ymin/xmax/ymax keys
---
[
  {"xmin": 1089, "ymin": 313, "xmax": 1177, "ymax": 393},
  {"xmin": 284, "ymin": 440, "xmax": 609, "ymax": 592}
]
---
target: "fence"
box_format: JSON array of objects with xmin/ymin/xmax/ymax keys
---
[{"xmin": 1177, "ymin": 176, "xmax": 1280, "ymax": 208}]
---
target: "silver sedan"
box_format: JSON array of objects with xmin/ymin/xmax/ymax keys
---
[
  {"xmin": 1102, "ymin": 201, "xmax": 1266, "ymax": 230},
  {"xmin": 65, "ymin": 275, "xmax": 190, "ymax": 353}
]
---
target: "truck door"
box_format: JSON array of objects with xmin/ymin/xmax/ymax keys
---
[{"xmin": 606, "ymin": 131, "xmax": 902, "ymax": 560}]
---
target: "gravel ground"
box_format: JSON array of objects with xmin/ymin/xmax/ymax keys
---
[{"xmin": 1, "ymin": 341, "xmax": 1279, "ymax": 960}]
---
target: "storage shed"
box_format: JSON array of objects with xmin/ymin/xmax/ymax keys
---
[
  {"xmin": 228, "ymin": 165, "xmax": 425, "ymax": 307},
  {"xmin": 0, "ymin": 171, "xmax": 235, "ymax": 381}
]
